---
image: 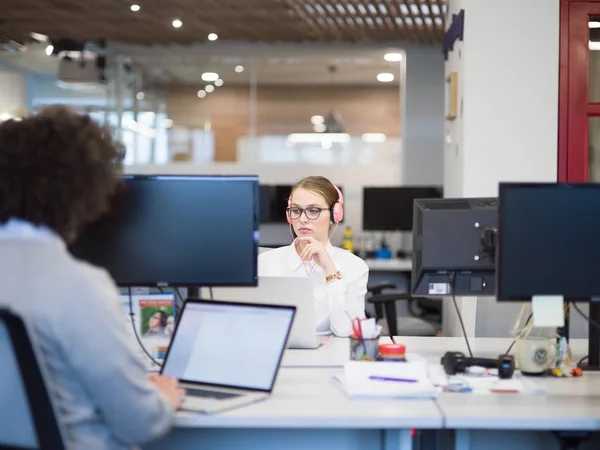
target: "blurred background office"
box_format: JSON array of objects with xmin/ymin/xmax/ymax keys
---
[{"xmin": 0, "ymin": 0, "xmax": 445, "ymax": 251}]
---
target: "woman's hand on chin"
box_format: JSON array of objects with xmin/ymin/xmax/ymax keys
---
[{"xmin": 296, "ymin": 236, "xmax": 337, "ymax": 274}]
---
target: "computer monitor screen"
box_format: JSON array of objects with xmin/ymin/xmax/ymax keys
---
[
  {"xmin": 69, "ymin": 175, "xmax": 259, "ymax": 287},
  {"xmin": 259, "ymin": 185, "xmax": 272, "ymax": 223},
  {"xmin": 363, "ymin": 186, "xmax": 443, "ymax": 231},
  {"xmin": 411, "ymin": 197, "xmax": 497, "ymax": 296},
  {"xmin": 497, "ymin": 183, "xmax": 600, "ymax": 301},
  {"xmin": 161, "ymin": 300, "xmax": 294, "ymax": 391}
]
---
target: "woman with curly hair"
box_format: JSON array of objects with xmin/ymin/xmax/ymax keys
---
[{"xmin": 0, "ymin": 106, "xmax": 183, "ymax": 449}]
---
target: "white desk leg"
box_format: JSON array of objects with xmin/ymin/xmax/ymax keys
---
[
  {"xmin": 455, "ymin": 430, "xmax": 471, "ymax": 450},
  {"xmin": 383, "ymin": 429, "xmax": 412, "ymax": 450}
]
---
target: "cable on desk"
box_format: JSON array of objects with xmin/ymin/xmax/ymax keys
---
[
  {"xmin": 448, "ymin": 272, "xmax": 473, "ymax": 358},
  {"xmin": 128, "ymin": 286, "xmax": 161, "ymax": 367},
  {"xmin": 504, "ymin": 313, "xmax": 533, "ymax": 355},
  {"xmin": 572, "ymin": 303, "xmax": 600, "ymax": 331}
]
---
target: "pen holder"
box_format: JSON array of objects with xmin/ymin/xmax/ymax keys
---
[{"xmin": 350, "ymin": 336, "xmax": 379, "ymax": 361}]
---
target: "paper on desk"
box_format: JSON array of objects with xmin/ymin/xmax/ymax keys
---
[
  {"xmin": 532, "ymin": 295, "xmax": 565, "ymax": 327},
  {"xmin": 333, "ymin": 360, "xmax": 440, "ymax": 399},
  {"xmin": 431, "ymin": 367, "xmax": 546, "ymax": 395}
]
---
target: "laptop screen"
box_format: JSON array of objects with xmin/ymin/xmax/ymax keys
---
[{"xmin": 161, "ymin": 301, "xmax": 295, "ymax": 391}]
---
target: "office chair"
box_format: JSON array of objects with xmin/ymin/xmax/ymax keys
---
[
  {"xmin": 366, "ymin": 282, "xmax": 441, "ymax": 337},
  {"xmin": 0, "ymin": 308, "xmax": 66, "ymax": 450}
]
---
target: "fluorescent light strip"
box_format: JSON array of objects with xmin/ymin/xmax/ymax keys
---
[{"xmin": 287, "ymin": 133, "xmax": 350, "ymax": 144}]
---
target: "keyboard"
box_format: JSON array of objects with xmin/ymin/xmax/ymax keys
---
[{"xmin": 186, "ymin": 388, "xmax": 241, "ymax": 400}]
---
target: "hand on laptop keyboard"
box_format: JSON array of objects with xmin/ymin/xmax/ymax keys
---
[{"xmin": 149, "ymin": 374, "xmax": 186, "ymax": 409}]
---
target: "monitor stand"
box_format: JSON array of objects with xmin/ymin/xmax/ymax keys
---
[{"xmin": 579, "ymin": 301, "xmax": 600, "ymax": 371}]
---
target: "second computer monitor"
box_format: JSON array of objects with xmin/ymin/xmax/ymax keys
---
[
  {"xmin": 363, "ymin": 186, "xmax": 442, "ymax": 231},
  {"xmin": 411, "ymin": 197, "xmax": 497, "ymax": 297},
  {"xmin": 69, "ymin": 175, "xmax": 259, "ymax": 287},
  {"xmin": 497, "ymin": 182, "xmax": 600, "ymax": 301}
]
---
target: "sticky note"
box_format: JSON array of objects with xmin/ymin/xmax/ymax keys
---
[{"xmin": 531, "ymin": 295, "xmax": 565, "ymax": 327}]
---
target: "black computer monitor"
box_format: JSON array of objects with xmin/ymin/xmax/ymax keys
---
[
  {"xmin": 69, "ymin": 175, "xmax": 259, "ymax": 287},
  {"xmin": 363, "ymin": 186, "xmax": 443, "ymax": 231},
  {"xmin": 411, "ymin": 197, "xmax": 497, "ymax": 296},
  {"xmin": 497, "ymin": 182, "xmax": 600, "ymax": 370}
]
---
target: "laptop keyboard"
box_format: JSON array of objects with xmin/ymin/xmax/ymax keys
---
[{"xmin": 186, "ymin": 388, "xmax": 241, "ymax": 400}]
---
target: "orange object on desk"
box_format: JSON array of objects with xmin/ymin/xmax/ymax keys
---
[
  {"xmin": 378, "ymin": 343, "xmax": 406, "ymax": 362},
  {"xmin": 571, "ymin": 367, "xmax": 583, "ymax": 377}
]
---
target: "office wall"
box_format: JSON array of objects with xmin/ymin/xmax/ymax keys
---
[
  {"xmin": 166, "ymin": 84, "xmax": 400, "ymax": 162},
  {"xmin": 401, "ymin": 45, "xmax": 445, "ymax": 186},
  {"xmin": 0, "ymin": 67, "xmax": 27, "ymax": 116},
  {"xmin": 443, "ymin": 0, "xmax": 562, "ymax": 337}
]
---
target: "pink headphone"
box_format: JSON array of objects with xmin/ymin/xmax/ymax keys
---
[{"xmin": 286, "ymin": 184, "xmax": 344, "ymax": 225}]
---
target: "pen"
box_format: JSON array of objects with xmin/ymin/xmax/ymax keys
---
[{"xmin": 369, "ymin": 376, "xmax": 418, "ymax": 383}]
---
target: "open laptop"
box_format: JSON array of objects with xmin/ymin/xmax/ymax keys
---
[
  {"xmin": 207, "ymin": 276, "xmax": 328, "ymax": 349},
  {"xmin": 160, "ymin": 299, "xmax": 295, "ymax": 414}
]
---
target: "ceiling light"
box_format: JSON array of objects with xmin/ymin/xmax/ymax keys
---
[
  {"xmin": 377, "ymin": 72, "xmax": 395, "ymax": 82},
  {"xmin": 197, "ymin": 90, "xmax": 206, "ymax": 98},
  {"xmin": 30, "ymin": 32, "xmax": 48, "ymax": 42},
  {"xmin": 384, "ymin": 52, "xmax": 403, "ymax": 62},
  {"xmin": 136, "ymin": 92, "xmax": 145, "ymax": 100},
  {"xmin": 287, "ymin": 133, "xmax": 350, "ymax": 144},
  {"xmin": 172, "ymin": 19, "xmax": 183, "ymax": 28},
  {"xmin": 235, "ymin": 65, "xmax": 244, "ymax": 73},
  {"xmin": 208, "ymin": 33, "xmax": 218, "ymax": 41},
  {"xmin": 131, "ymin": 4, "xmax": 140, "ymax": 11},
  {"xmin": 310, "ymin": 115, "xmax": 325, "ymax": 125},
  {"xmin": 45, "ymin": 45, "xmax": 54, "ymax": 56},
  {"xmin": 201, "ymin": 72, "xmax": 219, "ymax": 82},
  {"xmin": 214, "ymin": 79, "xmax": 224, "ymax": 87},
  {"xmin": 591, "ymin": 21, "xmax": 600, "ymax": 28},
  {"xmin": 205, "ymin": 85, "xmax": 215, "ymax": 93},
  {"xmin": 590, "ymin": 41, "xmax": 600, "ymax": 50}
]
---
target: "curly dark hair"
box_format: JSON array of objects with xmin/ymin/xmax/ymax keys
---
[{"xmin": 0, "ymin": 106, "xmax": 124, "ymax": 241}]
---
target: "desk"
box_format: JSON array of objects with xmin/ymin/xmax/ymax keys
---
[
  {"xmin": 145, "ymin": 368, "xmax": 443, "ymax": 450},
  {"xmin": 365, "ymin": 258, "xmax": 412, "ymax": 272},
  {"xmin": 281, "ymin": 337, "xmax": 350, "ymax": 368},
  {"xmin": 384, "ymin": 336, "xmax": 599, "ymax": 450}
]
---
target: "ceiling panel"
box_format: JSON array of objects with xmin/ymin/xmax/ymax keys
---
[{"xmin": 0, "ymin": 0, "xmax": 447, "ymax": 46}]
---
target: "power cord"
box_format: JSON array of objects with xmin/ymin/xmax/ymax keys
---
[
  {"xmin": 504, "ymin": 313, "xmax": 533, "ymax": 355},
  {"xmin": 448, "ymin": 272, "xmax": 474, "ymax": 358},
  {"xmin": 127, "ymin": 286, "xmax": 161, "ymax": 367}
]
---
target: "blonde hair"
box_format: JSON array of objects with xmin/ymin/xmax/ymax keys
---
[{"xmin": 290, "ymin": 176, "xmax": 339, "ymax": 208}]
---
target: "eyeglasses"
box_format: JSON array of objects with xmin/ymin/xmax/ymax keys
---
[{"xmin": 286, "ymin": 206, "xmax": 328, "ymax": 220}]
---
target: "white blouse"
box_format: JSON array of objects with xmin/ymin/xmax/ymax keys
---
[{"xmin": 258, "ymin": 242, "xmax": 369, "ymax": 337}]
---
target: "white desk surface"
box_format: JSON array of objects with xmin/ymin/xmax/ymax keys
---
[
  {"xmin": 281, "ymin": 337, "xmax": 350, "ymax": 368},
  {"xmin": 379, "ymin": 337, "xmax": 600, "ymax": 431},
  {"xmin": 174, "ymin": 368, "xmax": 443, "ymax": 430},
  {"xmin": 364, "ymin": 258, "xmax": 412, "ymax": 272}
]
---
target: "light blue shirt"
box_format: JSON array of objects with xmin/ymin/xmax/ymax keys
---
[{"xmin": 0, "ymin": 219, "xmax": 174, "ymax": 449}]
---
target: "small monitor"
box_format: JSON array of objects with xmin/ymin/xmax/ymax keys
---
[
  {"xmin": 363, "ymin": 186, "xmax": 443, "ymax": 231},
  {"xmin": 411, "ymin": 197, "xmax": 497, "ymax": 296},
  {"xmin": 69, "ymin": 175, "xmax": 259, "ymax": 287},
  {"xmin": 497, "ymin": 183, "xmax": 600, "ymax": 301}
]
